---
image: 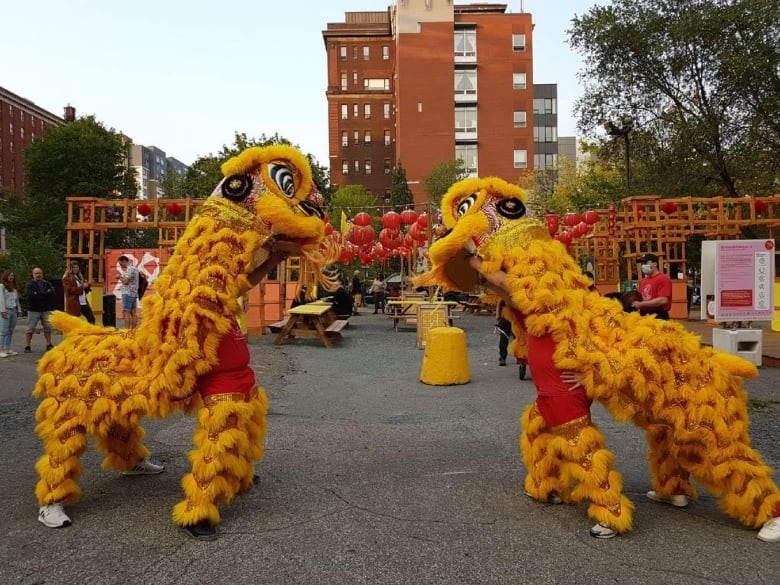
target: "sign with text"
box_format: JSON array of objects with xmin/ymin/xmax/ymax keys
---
[
  {"xmin": 106, "ymin": 249, "xmax": 162, "ymax": 314},
  {"xmin": 714, "ymin": 239, "xmax": 775, "ymax": 321}
]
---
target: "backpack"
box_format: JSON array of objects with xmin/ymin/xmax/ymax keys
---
[{"xmin": 137, "ymin": 272, "xmax": 149, "ymax": 299}]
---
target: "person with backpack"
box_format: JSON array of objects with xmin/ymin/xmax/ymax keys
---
[{"xmin": 117, "ymin": 255, "xmax": 140, "ymax": 329}]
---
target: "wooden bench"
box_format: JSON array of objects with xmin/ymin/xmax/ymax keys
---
[
  {"xmin": 266, "ymin": 317, "xmax": 289, "ymax": 333},
  {"xmin": 325, "ymin": 319, "xmax": 349, "ymax": 334}
]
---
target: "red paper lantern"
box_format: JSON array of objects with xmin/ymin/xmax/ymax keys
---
[
  {"xmin": 545, "ymin": 214, "xmax": 560, "ymax": 236},
  {"xmin": 137, "ymin": 203, "xmax": 152, "ymax": 217},
  {"xmin": 754, "ymin": 199, "xmax": 768, "ymax": 214},
  {"xmin": 324, "ymin": 223, "xmax": 333, "ymax": 235},
  {"xmin": 582, "ymin": 210, "xmax": 599, "ymax": 225},
  {"xmin": 661, "ymin": 201, "xmax": 678, "ymax": 214},
  {"xmin": 381, "ymin": 211, "xmax": 402, "ymax": 229},
  {"xmin": 563, "ymin": 212, "xmax": 581, "ymax": 227},
  {"xmin": 167, "ymin": 202, "xmax": 183, "ymax": 216},
  {"xmin": 415, "ymin": 213, "xmax": 428, "ymax": 228},
  {"xmin": 379, "ymin": 228, "xmax": 403, "ymax": 249},
  {"xmin": 558, "ymin": 230, "xmax": 573, "ymax": 244},
  {"xmin": 353, "ymin": 211, "xmax": 372, "ymax": 226},
  {"xmin": 573, "ymin": 221, "xmax": 591, "ymax": 237},
  {"xmin": 400, "ymin": 209, "xmax": 418, "ymax": 225},
  {"xmin": 348, "ymin": 225, "xmax": 375, "ymax": 246}
]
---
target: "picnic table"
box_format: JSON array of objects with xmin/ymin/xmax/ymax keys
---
[{"xmin": 269, "ymin": 302, "xmax": 348, "ymax": 348}]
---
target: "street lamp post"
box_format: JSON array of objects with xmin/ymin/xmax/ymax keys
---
[{"xmin": 604, "ymin": 115, "xmax": 634, "ymax": 190}]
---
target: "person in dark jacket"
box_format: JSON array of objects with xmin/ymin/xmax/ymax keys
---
[{"xmin": 25, "ymin": 267, "xmax": 56, "ymax": 352}]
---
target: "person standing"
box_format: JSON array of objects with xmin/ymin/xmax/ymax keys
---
[
  {"xmin": 0, "ymin": 270, "xmax": 20, "ymax": 357},
  {"xmin": 62, "ymin": 260, "xmax": 95, "ymax": 324},
  {"xmin": 631, "ymin": 254, "xmax": 672, "ymax": 320},
  {"xmin": 25, "ymin": 267, "xmax": 55, "ymax": 353},
  {"xmin": 371, "ymin": 273, "xmax": 386, "ymax": 314},
  {"xmin": 117, "ymin": 255, "xmax": 140, "ymax": 329},
  {"xmin": 351, "ymin": 270, "xmax": 363, "ymax": 315},
  {"xmin": 496, "ymin": 299, "xmax": 512, "ymax": 366}
]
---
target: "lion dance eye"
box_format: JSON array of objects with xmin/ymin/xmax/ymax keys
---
[
  {"xmin": 268, "ymin": 163, "xmax": 297, "ymax": 198},
  {"xmin": 456, "ymin": 193, "xmax": 479, "ymax": 218},
  {"xmin": 496, "ymin": 198, "xmax": 526, "ymax": 220},
  {"xmin": 221, "ymin": 174, "xmax": 254, "ymax": 202}
]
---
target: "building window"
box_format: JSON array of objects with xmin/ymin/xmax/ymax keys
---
[
  {"xmin": 364, "ymin": 103, "xmax": 371, "ymax": 119},
  {"xmin": 513, "ymin": 73, "xmax": 527, "ymax": 90},
  {"xmin": 455, "ymin": 106, "xmax": 477, "ymax": 134},
  {"xmin": 455, "ymin": 145, "xmax": 478, "ymax": 174},
  {"xmin": 365, "ymin": 160, "xmax": 372, "ymax": 175},
  {"xmin": 513, "ymin": 149, "xmax": 528, "ymax": 169},
  {"xmin": 384, "ymin": 130, "xmax": 391, "ymax": 145},
  {"xmin": 534, "ymin": 126, "xmax": 558, "ymax": 142},
  {"xmin": 384, "ymin": 159, "xmax": 392, "ymax": 174},
  {"xmin": 454, "ymin": 29, "xmax": 476, "ymax": 57},
  {"xmin": 533, "ymin": 98, "xmax": 557, "ymax": 115},
  {"xmin": 513, "ymin": 111, "xmax": 527, "ymax": 128},
  {"xmin": 354, "ymin": 160, "xmax": 360, "ymax": 173},
  {"xmin": 353, "ymin": 104, "xmax": 359, "ymax": 118},
  {"xmin": 363, "ymin": 46, "xmax": 370, "ymax": 60},
  {"xmin": 364, "ymin": 78, "xmax": 390, "ymax": 91},
  {"xmin": 341, "ymin": 104, "xmax": 348, "ymax": 120},
  {"xmin": 455, "ymin": 70, "xmax": 477, "ymax": 96},
  {"xmin": 353, "ymin": 46, "xmax": 358, "ymax": 59},
  {"xmin": 341, "ymin": 131, "xmax": 349, "ymax": 147},
  {"xmin": 364, "ymin": 130, "xmax": 371, "ymax": 144},
  {"xmin": 382, "ymin": 45, "xmax": 390, "ymax": 60},
  {"xmin": 342, "ymin": 160, "xmax": 349, "ymax": 175},
  {"xmin": 353, "ymin": 130, "xmax": 359, "ymax": 145},
  {"xmin": 383, "ymin": 103, "xmax": 391, "ymax": 119},
  {"xmin": 352, "ymin": 71, "xmax": 358, "ymax": 86},
  {"xmin": 512, "ymin": 34, "xmax": 526, "ymax": 51},
  {"xmin": 535, "ymin": 153, "xmax": 559, "ymax": 169},
  {"xmin": 340, "ymin": 73, "xmax": 348, "ymax": 91},
  {"xmin": 340, "ymin": 46, "xmax": 347, "ymax": 60}
]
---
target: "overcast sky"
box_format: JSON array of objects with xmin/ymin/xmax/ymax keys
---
[{"xmin": 2, "ymin": 0, "xmax": 605, "ymax": 166}]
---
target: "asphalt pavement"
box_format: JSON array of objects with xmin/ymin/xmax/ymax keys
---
[{"xmin": 1, "ymin": 310, "xmax": 778, "ymax": 585}]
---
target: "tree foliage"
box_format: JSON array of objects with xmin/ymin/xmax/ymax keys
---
[
  {"xmin": 24, "ymin": 116, "xmax": 137, "ymax": 201},
  {"xmin": 328, "ymin": 185, "xmax": 377, "ymax": 230},
  {"xmin": 180, "ymin": 132, "xmax": 334, "ymax": 203},
  {"xmin": 388, "ymin": 161, "xmax": 414, "ymax": 210},
  {"xmin": 422, "ymin": 159, "xmax": 468, "ymax": 206},
  {"xmin": 569, "ymin": 0, "xmax": 780, "ymax": 198}
]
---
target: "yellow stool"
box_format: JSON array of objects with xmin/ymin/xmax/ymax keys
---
[{"xmin": 420, "ymin": 327, "xmax": 470, "ymax": 385}]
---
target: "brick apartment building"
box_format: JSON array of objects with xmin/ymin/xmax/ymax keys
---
[
  {"xmin": 323, "ymin": 1, "xmax": 536, "ymax": 208},
  {"xmin": 0, "ymin": 86, "xmax": 67, "ymax": 195}
]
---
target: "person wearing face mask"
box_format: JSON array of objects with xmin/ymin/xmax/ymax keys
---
[{"xmin": 631, "ymin": 254, "xmax": 672, "ymax": 320}]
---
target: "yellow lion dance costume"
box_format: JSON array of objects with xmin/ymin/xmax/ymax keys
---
[
  {"xmin": 416, "ymin": 176, "xmax": 780, "ymax": 542},
  {"xmin": 34, "ymin": 145, "xmax": 330, "ymax": 540}
]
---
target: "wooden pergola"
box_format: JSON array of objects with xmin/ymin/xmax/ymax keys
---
[{"xmin": 568, "ymin": 194, "xmax": 780, "ymax": 318}]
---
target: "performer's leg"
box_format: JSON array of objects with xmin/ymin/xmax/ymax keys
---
[
  {"xmin": 691, "ymin": 434, "xmax": 780, "ymax": 530},
  {"xmin": 96, "ymin": 419, "xmax": 151, "ymax": 471},
  {"xmin": 34, "ymin": 401, "xmax": 88, "ymax": 506},
  {"xmin": 173, "ymin": 388, "xmax": 269, "ymax": 529},
  {"xmin": 550, "ymin": 416, "xmax": 634, "ymax": 535},
  {"xmin": 520, "ymin": 404, "xmax": 569, "ymax": 503},
  {"xmin": 645, "ymin": 424, "xmax": 696, "ymax": 505}
]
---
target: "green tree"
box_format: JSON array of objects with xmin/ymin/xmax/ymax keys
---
[
  {"xmin": 158, "ymin": 168, "xmax": 188, "ymax": 199},
  {"xmin": 180, "ymin": 132, "xmax": 333, "ymax": 200},
  {"xmin": 24, "ymin": 116, "xmax": 137, "ymax": 201},
  {"xmin": 329, "ymin": 185, "xmax": 377, "ymax": 230},
  {"xmin": 569, "ymin": 0, "xmax": 780, "ymax": 198},
  {"xmin": 422, "ymin": 159, "xmax": 468, "ymax": 206},
  {"xmin": 389, "ymin": 161, "xmax": 414, "ymax": 210}
]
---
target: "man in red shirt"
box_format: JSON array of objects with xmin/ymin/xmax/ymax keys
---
[{"xmin": 632, "ymin": 253, "xmax": 672, "ymax": 320}]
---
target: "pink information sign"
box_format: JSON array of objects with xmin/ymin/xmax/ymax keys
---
[{"xmin": 714, "ymin": 240, "xmax": 775, "ymax": 321}]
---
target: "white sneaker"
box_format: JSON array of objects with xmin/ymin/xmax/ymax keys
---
[
  {"xmin": 647, "ymin": 490, "xmax": 689, "ymax": 508},
  {"xmin": 757, "ymin": 517, "xmax": 780, "ymax": 543},
  {"xmin": 38, "ymin": 503, "xmax": 72, "ymax": 528},
  {"xmin": 6, "ymin": 350, "xmax": 18, "ymax": 356},
  {"xmin": 121, "ymin": 459, "xmax": 164, "ymax": 475},
  {"xmin": 590, "ymin": 522, "xmax": 617, "ymax": 539},
  {"xmin": 0, "ymin": 352, "xmax": 8, "ymax": 358}
]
